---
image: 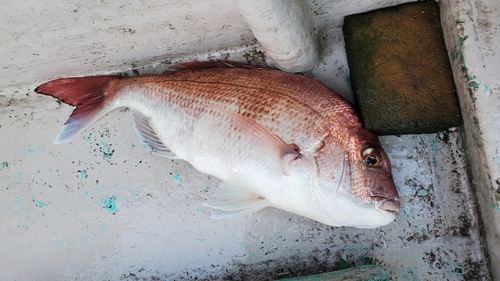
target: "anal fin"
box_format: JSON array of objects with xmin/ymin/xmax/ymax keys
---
[{"xmin": 130, "ymin": 109, "xmax": 177, "ymax": 158}]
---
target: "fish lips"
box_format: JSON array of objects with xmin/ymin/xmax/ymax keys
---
[
  {"xmin": 374, "ymin": 198, "xmax": 401, "ymax": 222},
  {"xmin": 376, "ymin": 198, "xmax": 400, "ymax": 212}
]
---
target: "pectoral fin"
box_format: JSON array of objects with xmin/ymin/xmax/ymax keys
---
[
  {"xmin": 130, "ymin": 109, "xmax": 178, "ymax": 158},
  {"xmin": 204, "ymin": 179, "xmax": 269, "ymax": 219},
  {"xmin": 214, "ymin": 105, "xmax": 301, "ymax": 175}
]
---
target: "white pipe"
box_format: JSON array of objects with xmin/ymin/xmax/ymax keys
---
[{"xmin": 232, "ymin": 0, "xmax": 319, "ymax": 72}]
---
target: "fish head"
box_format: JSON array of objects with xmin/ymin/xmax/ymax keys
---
[{"xmin": 312, "ymin": 127, "xmax": 400, "ymax": 228}]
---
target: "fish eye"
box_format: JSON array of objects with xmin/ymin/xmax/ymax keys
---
[{"xmin": 362, "ymin": 148, "xmax": 382, "ymax": 167}]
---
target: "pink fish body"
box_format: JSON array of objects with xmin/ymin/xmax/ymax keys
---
[{"xmin": 35, "ymin": 61, "xmax": 399, "ymax": 228}]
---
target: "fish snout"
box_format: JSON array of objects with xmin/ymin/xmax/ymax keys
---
[{"xmin": 370, "ymin": 185, "xmax": 400, "ymax": 212}]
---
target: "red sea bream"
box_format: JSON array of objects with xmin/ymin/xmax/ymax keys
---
[{"xmin": 35, "ymin": 61, "xmax": 400, "ymax": 228}]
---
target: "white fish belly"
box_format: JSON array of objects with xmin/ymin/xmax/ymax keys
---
[{"xmin": 118, "ymin": 90, "xmax": 286, "ymax": 186}]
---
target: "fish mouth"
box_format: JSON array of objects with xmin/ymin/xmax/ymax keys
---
[{"xmin": 376, "ymin": 198, "xmax": 400, "ymax": 213}]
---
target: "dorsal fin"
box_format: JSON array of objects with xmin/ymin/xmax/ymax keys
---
[{"xmin": 163, "ymin": 60, "xmax": 262, "ymax": 74}]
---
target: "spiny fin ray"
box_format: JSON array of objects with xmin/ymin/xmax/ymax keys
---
[{"xmin": 163, "ymin": 60, "xmax": 261, "ymax": 74}]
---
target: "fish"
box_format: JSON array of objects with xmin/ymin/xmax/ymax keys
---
[{"xmin": 35, "ymin": 60, "xmax": 400, "ymax": 228}]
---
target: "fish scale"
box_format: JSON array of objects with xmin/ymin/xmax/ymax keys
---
[
  {"xmin": 35, "ymin": 60, "xmax": 400, "ymax": 228},
  {"xmin": 118, "ymin": 75, "xmax": 319, "ymax": 143}
]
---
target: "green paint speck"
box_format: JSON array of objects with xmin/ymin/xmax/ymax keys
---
[
  {"xmin": 174, "ymin": 173, "xmax": 181, "ymax": 180},
  {"xmin": 104, "ymin": 196, "xmax": 117, "ymax": 212},
  {"xmin": 1, "ymin": 162, "xmax": 8, "ymax": 168},
  {"xmin": 28, "ymin": 149, "xmax": 36, "ymax": 153}
]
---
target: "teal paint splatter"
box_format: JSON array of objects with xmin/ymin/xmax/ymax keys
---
[
  {"xmin": 101, "ymin": 141, "xmax": 114, "ymax": 159},
  {"xmin": 207, "ymin": 54, "xmax": 215, "ymax": 59},
  {"xmin": 365, "ymin": 277, "xmax": 386, "ymax": 281},
  {"xmin": 1, "ymin": 162, "xmax": 8, "ymax": 168},
  {"xmin": 417, "ymin": 189, "xmax": 428, "ymax": 196},
  {"xmin": 458, "ymin": 35, "xmax": 468, "ymax": 69},
  {"xmin": 469, "ymin": 80, "xmax": 480, "ymax": 90},
  {"xmin": 31, "ymin": 195, "xmax": 48, "ymax": 207},
  {"xmin": 451, "ymin": 263, "xmax": 464, "ymax": 275},
  {"xmin": 345, "ymin": 74, "xmax": 352, "ymax": 88},
  {"xmin": 430, "ymin": 137, "xmax": 437, "ymax": 168},
  {"xmin": 78, "ymin": 170, "xmax": 87, "ymax": 178},
  {"xmin": 27, "ymin": 149, "xmax": 36, "ymax": 153},
  {"xmin": 174, "ymin": 173, "xmax": 181, "ymax": 180},
  {"xmin": 55, "ymin": 240, "xmax": 63, "ymax": 249},
  {"xmin": 402, "ymin": 209, "xmax": 409, "ymax": 217},
  {"xmin": 13, "ymin": 197, "xmax": 21, "ymax": 205},
  {"xmin": 400, "ymin": 267, "xmax": 419, "ymax": 281},
  {"xmin": 104, "ymin": 196, "xmax": 117, "ymax": 212},
  {"xmin": 100, "ymin": 221, "xmax": 109, "ymax": 230}
]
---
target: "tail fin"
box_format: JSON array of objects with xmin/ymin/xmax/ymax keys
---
[{"xmin": 35, "ymin": 76, "xmax": 122, "ymax": 143}]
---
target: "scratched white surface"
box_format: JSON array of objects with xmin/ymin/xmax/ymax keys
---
[
  {"xmin": 0, "ymin": 88, "xmax": 488, "ymax": 280},
  {"xmin": 0, "ymin": 0, "xmax": 498, "ymax": 280}
]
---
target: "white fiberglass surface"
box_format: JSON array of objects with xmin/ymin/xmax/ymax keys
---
[{"xmin": 1, "ymin": 0, "xmax": 497, "ymax": 279}]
